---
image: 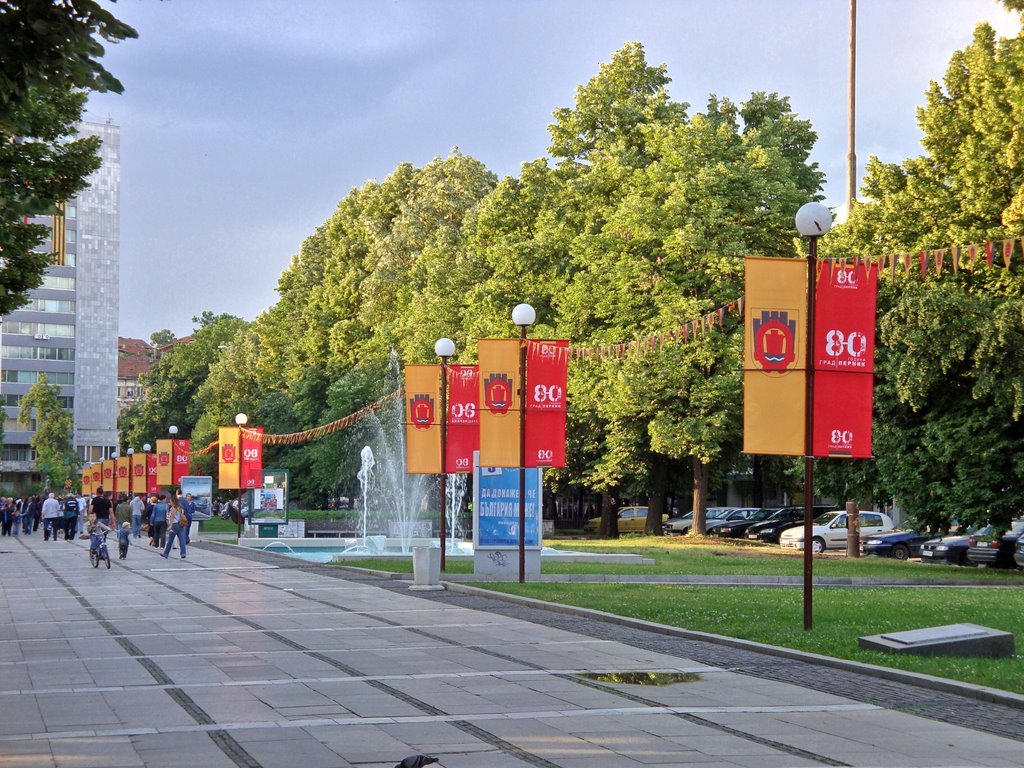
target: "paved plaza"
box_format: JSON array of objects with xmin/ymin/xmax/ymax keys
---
[{"xmin": 1, "ymin": 534, "xmax": 1022, "ymax": 768}]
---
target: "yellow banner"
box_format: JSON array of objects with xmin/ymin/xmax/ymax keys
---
[
  {"xmin": 115, "ymin": 456, "xmax": 131, "ymax": 496},
  {"xmin": 478, "ymin": 338, "xmax": 521, "ymax": 467},
  {"xmin": 101, "ymin": 459, "xmax": 114, "ymax": 492},
  {"xmin": 155, "ymin": 439, "xmax": 173, "ymax": 487},
  {"xmin": 130, "ymin": 453, "xmax": 147, "ymax": 495},
  {"xmin": 404, "ymin": 364, "xmax": 441, "ymax": 474},
  {"xmin": 743, "ymin": 257, "xmax": 807, "ymax": 456},
  {"xmin": 82, "ymin": 466, "xmax": 91, "ymax": 494},
  {"xmin": 219, "ymin": 426, "xmax": 241, "ymax": 489}
]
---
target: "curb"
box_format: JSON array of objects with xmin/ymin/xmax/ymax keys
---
[{"xmin": 441, "ymin": 580, "xmax": 1024, "ymax": 712}]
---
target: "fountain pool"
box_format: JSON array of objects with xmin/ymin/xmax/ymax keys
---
[{"xmin": 245, "ymin": 538, "xmax": 651, "ymax": 566}]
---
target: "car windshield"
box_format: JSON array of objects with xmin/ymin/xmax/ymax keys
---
[
  {"xmin": 747, "ymin": 509, "xmax": 772, "ymax": 521},
  {"xmin": 814, "ymin": 510, "xmax": 843, "ymax": 526},
  {"xmin": 706, "ymin": 508, "xmax": 732, "ymax": 520}
]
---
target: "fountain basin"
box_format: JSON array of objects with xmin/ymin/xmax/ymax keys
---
[{"xmin": 239, "ymin": 537, "xmax": 652, "ymax": 566}]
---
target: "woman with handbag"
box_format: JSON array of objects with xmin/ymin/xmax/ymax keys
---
[{"xmin": 160, "ymin": 494, "xmax": 189, "ymax": 559}]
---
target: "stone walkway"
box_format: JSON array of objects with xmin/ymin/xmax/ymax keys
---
[{"xmin": 1, "ymin": 534, "xmax": 1021, "ymax": 767}]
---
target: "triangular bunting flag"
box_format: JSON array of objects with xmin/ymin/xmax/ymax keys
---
[
  {"xmin": 1003, "ymin": 239, "xmax": 1014, "ymax": 268},
  {"xmin": 934, "ymin": 249, "xmax": 944, "ymax": 276}
]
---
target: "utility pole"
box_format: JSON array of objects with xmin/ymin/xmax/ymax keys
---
[{"xmin": 846, "ymin": 0, "xmax": 857, "ymax": 213}]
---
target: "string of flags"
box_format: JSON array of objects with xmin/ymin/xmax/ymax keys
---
[
  {"xmin": 570, "ymin": 297, "xmax": 744, "ymax": 362},
  {"xmin": 865, "ymin": 236, "xmax": 1022, "ymax": 278}
]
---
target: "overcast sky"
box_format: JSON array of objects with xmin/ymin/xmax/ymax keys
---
[{"xmin": 84, "ymin": 0, "xmax": 1020, "ymax": 341}]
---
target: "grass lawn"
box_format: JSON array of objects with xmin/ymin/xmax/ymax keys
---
[{"xmin": 333, "ymin": 536, "xmax": 1024, "ymax": 695}]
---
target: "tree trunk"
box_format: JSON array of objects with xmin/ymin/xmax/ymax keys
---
[
  {"xmin": 647, "ymin": 456, "xmax": 667, "ymax": 534},
  {"xmin": 752, "ymin": 456, "xmax": 764, "ymax": 507},
  {"xmin": 599, "ymin": 490, "xmax": 620, "ymax": 538},
  {"xmin": 691, "ymin": 456, "xmax": 709, "ymax": 535}
]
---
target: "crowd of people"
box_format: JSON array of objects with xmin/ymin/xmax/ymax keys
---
[{"xmin": 0, "ymin": 487, "xmax": 200, "ymax": 559}]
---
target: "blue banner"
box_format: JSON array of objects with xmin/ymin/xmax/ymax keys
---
[{"xmin": 474, "ymin": 464, "xmax": 541, "ymax": 548}]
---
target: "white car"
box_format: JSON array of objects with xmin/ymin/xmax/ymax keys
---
[{"xmin": 779, "ymin": 510, "xmax": 895, "ymax": 554}]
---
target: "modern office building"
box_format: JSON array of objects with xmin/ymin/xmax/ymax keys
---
[{"xmin": 0, "ymin": 120, "xmax": 120, "ymax": 490}]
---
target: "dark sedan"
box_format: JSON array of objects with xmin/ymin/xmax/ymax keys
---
[
  {"xmin": 1015, "ymin": 536, "xmax": 1024, "ymax": 569},
  {"xmin": 708, "ymin": 508, "xmax": 774, "ymax": 538},
  {"xmin": 860, "ymin": 530, "xmax": 932, "ymax": 560},
  {"xmin": 746, "ymin": 506, "xmax": 835, "ymax": 544},
  {"xmin": 920, "ymin": 531, "xmax": 978, "ymax": 566},
  {"xmin": 966, "ymin": 521, "xmax": 1024, "ymax": 569}
]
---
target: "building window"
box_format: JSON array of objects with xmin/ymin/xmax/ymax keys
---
[
  {"xmin": 2, "ymin": 346, "xmax": 75, "ymax": 361},
  {"xmin": 1, "ymin": 447, "xmax": 37, "ymax": 462},
  {"xmin": 1, "ymin": 393, "xmax": 73, "ymax": 408},
  {"xmin": 0, "ymin": 321, "xmax": 75, "ymax": 338},
  {"xmin": 3, "ymin": 418, "xmax": 34, "ymax": 432},
  {"xmin": 28, "ymin": 298, "xmax": 75, "ymax": 313},
  {"xmin": 65, "ymin": 204, "xmax": 76, "ymax": 219},
  {"xmin": 41, "ymin": 275, "xmax": 76, "ymax": 291},
  {"xmin": 1, "ymin": 370, "xmax": 74, "ymax": 385}
]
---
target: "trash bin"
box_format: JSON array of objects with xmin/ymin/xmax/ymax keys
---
[
  {"xmin": 256, "ymin": 522, "xmax": 281, "ymax": 538},
  {"xmin": 410, "ymin": 546, "xmax": 443, "ymax": 591}
]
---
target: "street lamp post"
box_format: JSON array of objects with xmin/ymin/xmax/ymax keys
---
[
  {"xmin": 235, "ymin": 412, "xmax": 248, "ymax": 540},
  {"xmin": 795, "ymin": 201, "xmax": 832, "ymax": 631},
  {"xmin": 434, "ymin": 337, "xmax": 456, "ymax": 571},
  {"xmin": 511, "ymin": 303, "xmax": 536, "ymax": 584}
]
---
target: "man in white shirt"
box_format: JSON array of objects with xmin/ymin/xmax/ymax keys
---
[
  {"xmin": 129, "ymin": 494, "xmax": 146, "ymax": 539},
  {"xmin": 41, "ymin": 493, "xmax": 61, "ymax": 542}
]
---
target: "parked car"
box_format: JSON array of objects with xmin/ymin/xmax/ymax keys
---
[
  {"xmin": 860, "ymin": 530, "xmax": 933, "ymax": 560},
  {"xmin": 966, "ymin": 520, "xmax": 1024, "ymax": 568},
  {"xmin": 662, "ymin": 507, "xmax": 733, "ymax": 536},
  {"xmin": 582, "ymin": 505, "xmax": 665, "ymax": 534},
  {"xmin": 707, "ymin": 508, "xmax": 775, "ymax": 538},
  {"xmin": 779, "ymin": 510, "xmax": 895, "ymax": 553},
  {"xmin": 745, "ymin": 506, "xmax": 836, "ymax": 544},
  {"xmin": 1015, "ymin": 535, "xmax": 1024, "ymax": 569},
  {"xmin": 920, "ymin": 527, "xmax": 984, "ymax": 566}
]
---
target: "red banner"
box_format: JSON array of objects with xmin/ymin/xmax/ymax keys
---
[
  {"xmin": 446, "ymin": 365, "xmax": 479, "ymax": 474},
  {"xmin": 172, "ymin": 439, "xmax": 191, "ymax": 484},
  {"xmin": 241, "ymin": 427, "xmax": 264, "ymax": 489},
  {"xmin": 146, "ymin": 453, "xmax": 159, "ymax": 495},
  {"xmin": 525, "ymin": 339, "xmax": 569, "ymax": 468},
  {"xmin": 812, "ymin": 260, "xmax": 876, "ymax": 458}
]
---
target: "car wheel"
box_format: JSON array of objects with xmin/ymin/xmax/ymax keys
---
[
  {"xmin": 891, "ymin": 543, "xmax": 910, "ymax": 561},
  {"xmin": 811, "ymin": 537, "xmax": 826, "ymax": 554}
]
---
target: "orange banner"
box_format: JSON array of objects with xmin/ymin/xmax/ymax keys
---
[
  {"xmin": 130, "ymin": 453, "xmax": 147, "ymax": 495},
  {"xmin": 82, "ymin": 465, "xmax": 92, "ymax": 494},
  {"xmin": 155, "ymin": 439, "xmax": 173, "ymax": 486},
  {"xmin": 101, "ymin": 459, "xmax": 114, "ymax": 492},
  {"xmin": 404, "ymin": 364, "xmax": 441, "ymax": 474},
  {"xmin": 219, "ymin": 427, "xmax": 241, "ymax": 489},
  {"xmin": 478, "ymin": 338, "xmax": 521, "ymax": 467},
  {"xmin": 743, "ymin": 257, "xmax": 807, "ymax": 456},
  {"xmin": 115, "ymin": 456, "xmax": 130, "ymax": 496}
]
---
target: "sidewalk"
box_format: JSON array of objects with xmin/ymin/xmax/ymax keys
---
[{"xmin": 1, "ymin": 534, "xmax": 1021, "ymax": 768}]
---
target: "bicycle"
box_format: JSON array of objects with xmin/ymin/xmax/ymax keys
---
[{"xmin": 89, "ymin": 529, "xmax": 111, "ymax": 569}]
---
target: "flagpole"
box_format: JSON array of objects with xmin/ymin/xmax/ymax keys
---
[
  {"xmin": 795, "ymin": 202, "xmax": 832, "ymax": 631},
  {"xmin": 512, "ymin": 303, "xmax": 536, "ymax": 584},
  {"xmin": 434, "ymin": 338, "xmax": 456, "ymax": 572}
]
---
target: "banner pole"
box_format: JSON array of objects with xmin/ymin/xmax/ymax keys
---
[
  {"xmin": 804, "ymin": 236, "xmax": 818, "ymax": 632},
  {"xmin": 518, "ymin": 325, "xmax": 528, "ymax": 584},
  {"xmin": 438, "ymin": 358, "xmax": 449, "ymax": 572}
]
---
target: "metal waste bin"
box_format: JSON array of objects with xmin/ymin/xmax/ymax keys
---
[{"xmin": 410, "ymin": 546, "xmax": 443, "ymax": 590}]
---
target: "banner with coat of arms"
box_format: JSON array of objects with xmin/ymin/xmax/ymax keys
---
[
  {"xmin": 478, "ymin": 338, "xmax": 521, "ymax": 467},
  {"xmin": 743, "ymin": 257, "xmax": 808, "ymax": 456},
  {"xmin": 404, "ymin": 364, "xmax": 442, "ymax": 474},
  {"xmin": 101, "ymin": 458, "xmax": 115, "ymax": 492},
  {"xmin": 146, "ymin": 453, "xmax": 159, "ymax": 494},
  {"xmin": 172, "ymin": 439, "xmax": 191, "ymax": 484},
  {"xmin": 130, "ymin": 452, "xmax": 147, "ymax": 495},
  {"xmin": 240, "ymin": 427, "xmax": 264, "ymax": 488},
  {"xmin": 219, "ymin": 427, "xmax": 241, "ymax": 489},
  {"xmin": 156, "ymin": 439, "xmax": 173, "ymax": 486}
]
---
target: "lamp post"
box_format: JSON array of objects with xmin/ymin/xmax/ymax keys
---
[
  {"xmin": 235, "ymin": 412, "xmax": 248, "ymax": 539},
  {"xmin": 511, "ymin": 302, "xmax": 536, "ymax": 583},
  {"xmin": 795, "ymin": 201, "xmax": 832, "ymax": 631},
  {"xmin": 434, "ymin": 337, "xmax": 456, "ymax": 571}
]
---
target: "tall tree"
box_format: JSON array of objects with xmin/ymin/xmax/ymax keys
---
[{"xmin": 18, "ymin": 374, "xmax": 76, "ymax": 491}]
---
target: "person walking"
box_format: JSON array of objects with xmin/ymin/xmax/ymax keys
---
[
  {"xmin": 76, "ymin": 493, "xmax": 88, "ymax": 534},
  {"xmin": 129, "ymin": 494, "xmax": 145, "ymax": 539},
  {"xmin": 19, "ymin": 496, "xmax": 31, "ymax": 535},
  {"xmin": 115, "ymin": 494, "xmax": 132, "ymax": 528},
  {"xmin": 161, "ymin": 494, "xmax": 188, "ymax": 560},
  {"xmin": 1, "ymin": 498, "xmax": 14, "ymax": 536},
  {"xmin": 149, "ymin": 494, "xmax": 168, "ymax": 549},
  {"xmin": 62, "ymin": 494, "xmax": 78, "ymax": 540},
  {"xmin": 41, "ymin": 493, "xmax": 62, "ymax": 541},
  {"xmin": 90, "ymin": 487, "xmax": 113, "ymax": 528}
]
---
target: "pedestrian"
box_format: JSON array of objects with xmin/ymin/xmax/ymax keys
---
[
  {"xmin": 129, "ymin": 493, "xmax": 145, "ymax": 539},
  {"xmin": 62, "ymin": 494, "xmax": 79, "ymax": 540},
  {"xmin": 149, "ymin": 494, "xmax": 168, "ymax": 549},
  {"xmin": 1, "ymin": 498, "xmax": 14, "ymax": 536},
  {"xmin": 181, "ymin": 492, "xmax": 196, "ymax": 544},
  {"xmin": 117, "ymin": 522, "xmax": 131, "ymax": 559},
  {"xmin": 90, "ymin": 487, "xmax": 113, "ymax": 528},
  {"xmin": 31, "ymin": 495, "xmax": 41, "ymax": 532},
  {"xmin": 76, "ymin": 493, "xmax": 88, "ymax": 534},
  {"xmin": 161, "ymin": 494, "xmax": 188, "ymax": 560},
  {"xmin": 41, "ymin": 493, "xmax": 61, "ymax": 541},
  {"xmin": 114, "ymin": 494, "xmax": 131, "ymax": 528},
  {"xmin": 19, "ymin": 496, "xmax": 31, "ymax": 535}
]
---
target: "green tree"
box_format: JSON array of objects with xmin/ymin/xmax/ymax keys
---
[
  {"xmin": 0, "ymin": 0, "xmax": 136, "ymax": 120},
  {"xmin": 149, "ymin": 329, "xmax": 175, "ymax": 347},
  {"xmin": 18, "ymin": 374, "xmax": 76, "ymax": 491},
  {"xmin": 825, "ymin": 18, "xmax": 1024, "ymax": 532}
]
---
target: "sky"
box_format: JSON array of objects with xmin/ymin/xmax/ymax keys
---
[{"xmin": 83, "ymin": 0, "xmax": 1021, "ymax": 341}]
